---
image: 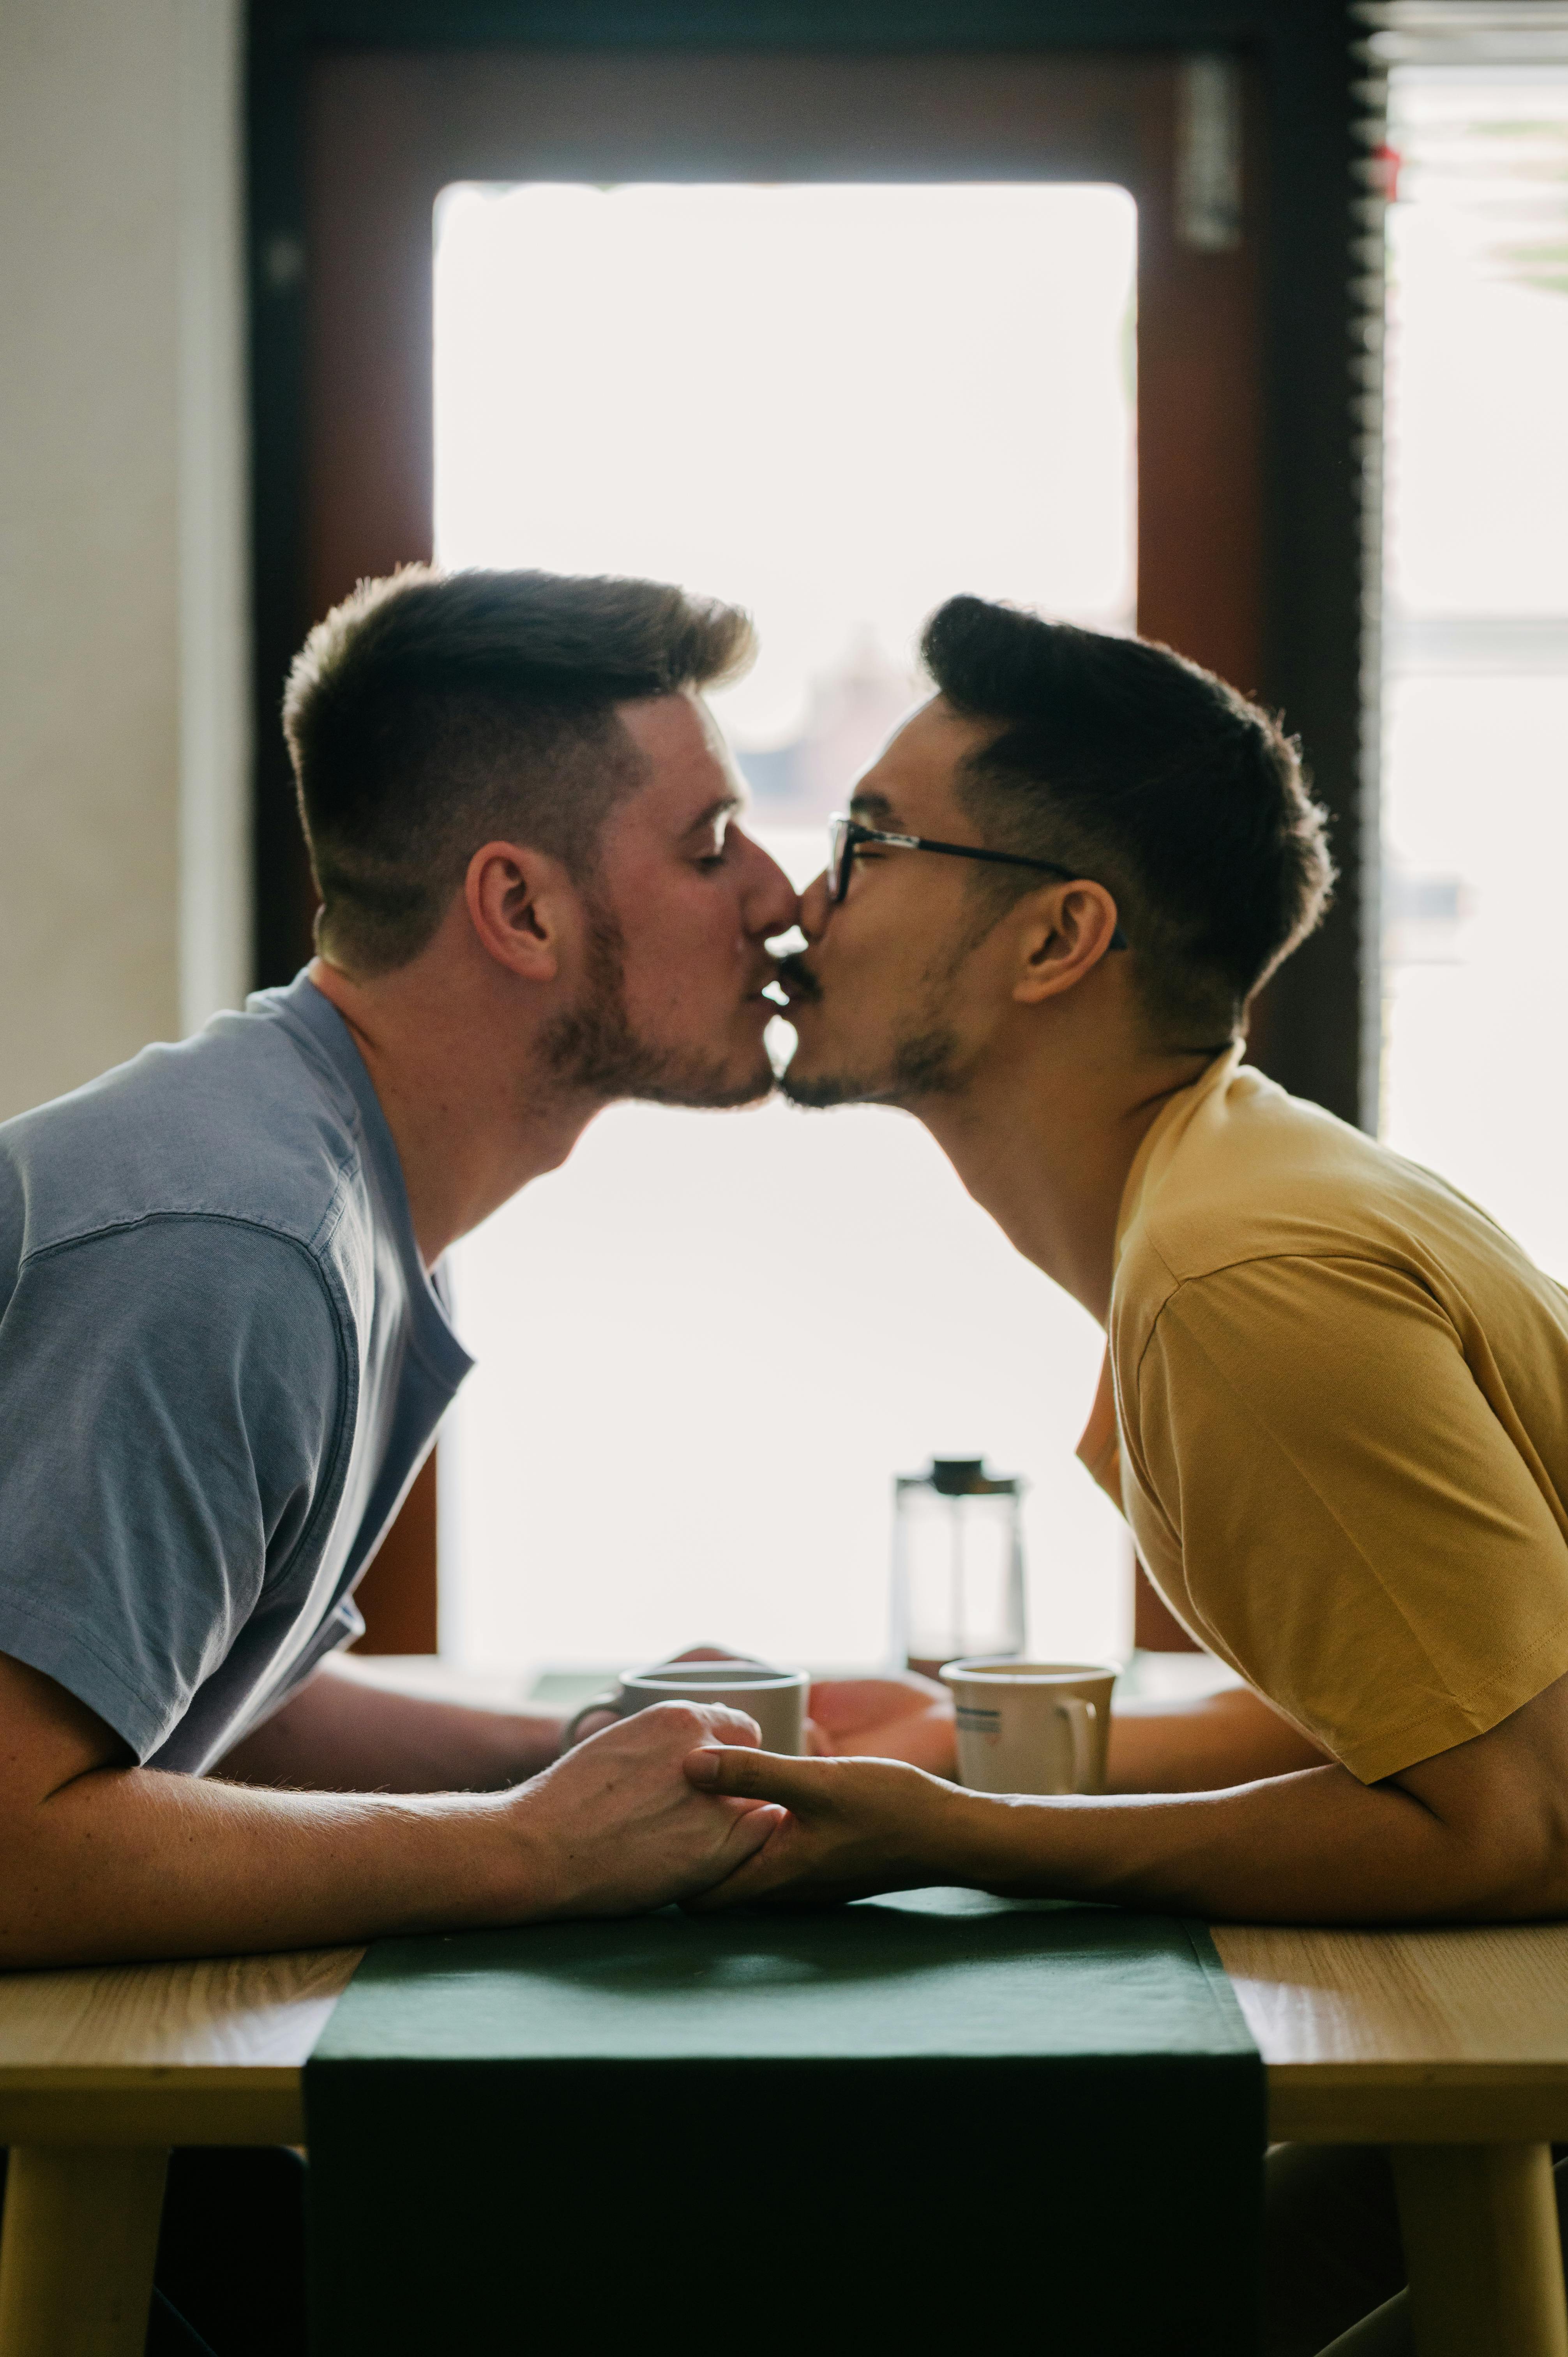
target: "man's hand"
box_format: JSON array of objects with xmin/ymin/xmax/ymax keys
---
[
  {"xmin": 805, "ymin": 1673, "xmax": 957, "ymax": 1773},
  {"xmin": 682, "ymin": 1747, "xmax": 964, "ymax": 1909},
  {"xmin": 511, "ymin": 1704, "xmax": 783, "ymax": 1917}
]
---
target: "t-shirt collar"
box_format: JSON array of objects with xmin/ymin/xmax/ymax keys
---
[{"xmin": 1111, "ymin": 1039, "xmax": 1247, "ymax": 1270}]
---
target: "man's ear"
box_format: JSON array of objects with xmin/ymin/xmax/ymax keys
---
[
  {"xmin": 464, "ymin": 840, "xmax": 576, "ymax": 982},
  {"xmin": 1011, "ymin": 882, "xmax": 1123, "ymax": 1006}
]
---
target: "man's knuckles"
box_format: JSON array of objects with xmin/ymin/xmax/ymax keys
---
[{"xmin": 625, "ymin": 1700, "xmax": 760, "ymax": 1751}]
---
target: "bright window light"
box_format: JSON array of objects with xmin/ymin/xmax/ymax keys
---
[
  {"xmin": 433, "ymin": 181, "xmax": 1137, "ymax": 1675},
  {"xmin": 1382, "ymin": 71, "xmax": 1568, "ymax": 1272}
]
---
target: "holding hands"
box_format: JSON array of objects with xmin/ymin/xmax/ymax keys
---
[
  {"xmin": 680, "ymin": 1744, "xmax": 971, "ymax": 1910},
  {"xmin": 516, "ymin": 1702, "xmax": 785, "ymax": 1918},
  {"xmin": 540, "ymin": 1650, "xmax": 966, "ymax": 1921}
]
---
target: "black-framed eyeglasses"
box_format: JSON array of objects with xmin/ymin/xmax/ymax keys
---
[{"xmin": 826, "ymin": 815, "xmax": 1129, "ymax": 951}]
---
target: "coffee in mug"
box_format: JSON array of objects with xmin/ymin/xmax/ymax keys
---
[
  {"xmin": 940, "ymin": 1657, "xmax": 1117, "ymax": 1795},
  {"xmin": 565, "ymin": 1658, "xmax": 809, "ymax": 1755}
]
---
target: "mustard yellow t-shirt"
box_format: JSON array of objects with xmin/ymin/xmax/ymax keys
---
[{"xmin": 1079, "ymin": 1044, "xmax": 1568, "ymax": 1783}]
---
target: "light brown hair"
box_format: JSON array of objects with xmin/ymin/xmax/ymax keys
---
[{"xmin": 283, "ymin": 566, "xmax": 754, "ymax": 975}]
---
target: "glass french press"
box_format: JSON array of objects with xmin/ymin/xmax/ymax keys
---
[{"xmin": 889, "ymin": 1456, "xmax": 1026, "ymax": 1680}]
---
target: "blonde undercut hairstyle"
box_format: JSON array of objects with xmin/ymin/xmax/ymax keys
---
[{"xmin": 282, "ymin": 566, "xmax": 755, "ymax": 976}]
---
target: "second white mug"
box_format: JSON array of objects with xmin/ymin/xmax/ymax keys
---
[{"xmin": 940, "ymin": 1657, "xmax": 1117, "ymax": 1795}]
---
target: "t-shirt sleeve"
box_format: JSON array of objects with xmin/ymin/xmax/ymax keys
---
[
  {"xmin": 0, "ymin": 1217, "xmax": 346, "ymax": 1761},
  {"xmin": 1134, "ymin": 1253, "xmax": 1568, "ymax": 1782}
]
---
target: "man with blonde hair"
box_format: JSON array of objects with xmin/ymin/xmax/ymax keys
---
[{"xmin": 0, "ymin": 563, "xmax": 808, "ymax": 2345}]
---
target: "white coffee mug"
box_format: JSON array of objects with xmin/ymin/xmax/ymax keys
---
[
  {"xmin": 940, "ymin": 1657, "xmax": 1118, "ymax": 1795},
  {"xmin": 564, "ymin": 1658, "xmax": 809, "ymax": 1755}
]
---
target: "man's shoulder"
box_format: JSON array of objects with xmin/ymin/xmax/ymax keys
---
[
  {"xmin": 0, "ymin": 987, "xmax": 367, "ymax": 1275},
  {"xmin": 1116, "ymin": 1059, "xmax": 1489, "ymax": 1323}
]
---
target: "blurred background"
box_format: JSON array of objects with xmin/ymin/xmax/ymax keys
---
[
  {"xmin": 2, "ymin": 0, "xmax": 1564, "ymax": 1688},
  {"xmin": 434, "ymin": 178, "xmax": 1137, "ymax": 1675}
]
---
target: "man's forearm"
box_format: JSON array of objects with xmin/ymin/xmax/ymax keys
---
[
  {"xmin": 215, "ymin": 1661, "xmax": 563, "ymax": 1792},
  {"xmin": 1107, "ymin": 1685, "xmax": 1329, "ymax": 1794},
  {"xmin": 946, "ymin": 1763, "xmax": 1542, "ymax": 1924},
  {"xmin": 0, "ymin": 1763, "xmax": 529, "ymax": 1970},
  {"xmin": 0, "ymin": 1649, "xmax": 785, "ymax": 1970}
]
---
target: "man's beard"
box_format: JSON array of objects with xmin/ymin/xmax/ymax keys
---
[
  {"xmin": 543, "ymin": 899, "xmax": 774, "ymax": 1111},
  {"xmin": 782, "ymin": 1021, "xmax": 969, "ymax": 1110},
  {"xmin": 779, "ymin": 942, "xmax": 976, "ymax": 1111}
]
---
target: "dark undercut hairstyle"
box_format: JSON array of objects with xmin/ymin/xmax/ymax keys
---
[
  {"xmin": 282, "ymin": 566, "xmax": 755, "ymax": 975},
  {"xmin": 922, "ymin": 596, "xmax": 1334, "ymax": 1044}
]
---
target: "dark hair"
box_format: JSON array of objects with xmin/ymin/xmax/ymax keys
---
[
  {"xmin": 920, "ymin": 595, "xmax": 1333, "ymax": 1041},
  {"xmin": 283, "ymin": 566, "xmax": 755, "ymax": 975}
]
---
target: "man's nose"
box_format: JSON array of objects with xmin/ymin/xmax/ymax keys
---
[
  {"xmin": 799, "ymin": 869, "xmax": 832, "ymax": 940},
  {"xmin": 745, "ymin": 837, "xmax": 802, "ymax": 935}
]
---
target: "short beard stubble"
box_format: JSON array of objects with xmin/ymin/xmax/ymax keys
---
[
  {"xmin": 543, "ymin": 897, "xmax": 774, "ymax": 1111},
  {"xmin": 781, "ymin": 1022, "xmax": 969, "ymax": 1110},
  {"xmin": 779, "ymin": 921, "xmax": 991, "ymax": 1111}
]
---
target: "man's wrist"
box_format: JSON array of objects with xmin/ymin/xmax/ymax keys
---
[
  {"xmin": 890, "ymin": 1770, "xmax": 1005, "ymax": 1887},
  {"xmin": 457, "ymin": 1782, "xmax": 565, "ymax": 1925},
  {"xmin": 928, "ymin": 1785, "xmax": 1068, "ymax": 1896}
]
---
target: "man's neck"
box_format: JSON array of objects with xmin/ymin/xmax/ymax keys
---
[
  {"xmin": 915, "ymin": 1039, "xmax": 1225, "ymax": 1327},
  {"xmin": 307, "ymin": 959, "xmax": 597, "ymax": 1269}
]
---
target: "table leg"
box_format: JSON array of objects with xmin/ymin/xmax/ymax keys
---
[
  {"xmin": 0, "ymin": 2145, "xmax": 169, "ymax": 2357},
  {"xmin": 1393, "ymin": 2142, "xmax": 1568, "ymax": 2357}
]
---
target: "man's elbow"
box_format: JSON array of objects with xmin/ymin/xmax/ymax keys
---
[
  {"xmin": 1440, "ymin": 1797, "xmax": 1568, "ymax": 1922},
  {"xmin": 0, "ymin": 1779, "xmax": 134, "ymax": 1970},
  {"xmin": 0, "ymin": 1822, "xmax": 72, "ymax": 1969}
]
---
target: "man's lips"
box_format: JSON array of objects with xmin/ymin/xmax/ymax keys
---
[{"xmin": 774, "ymin": 952, "xmax": 823, "ymax": 1007}]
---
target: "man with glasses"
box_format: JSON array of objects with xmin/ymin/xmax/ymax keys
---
[
  {"xmin": 685, "ymin": 590, "xmax": 1568, "ymax": 2350},
  {"xmin": 689, "ymin": 590, "xmax": 1568, "ymax": 1928},
  {"xmin": 824, "ymin": 810, "xmax": 1131, "ymax": 945}
]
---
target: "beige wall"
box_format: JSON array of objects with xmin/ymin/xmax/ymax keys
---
[{"xmin": 0, "ymin": 0, "xmax": 248, "ymax": 1123}]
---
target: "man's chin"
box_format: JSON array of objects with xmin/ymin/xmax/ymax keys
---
[
  {"xmin": 546, "ymin": 982, "xmax": 777, "ymax": 1111},
  {"xmin": 781, "ymin": 1024, "xmax": 968, "ymax": 1111},
  {"xmin": 780, "ymin": 1067, "xmax": 878, "ymax": 1111},
  {"xmin": 632, "ymin": 1054, "xmax": 777, "ymax": 1112}
]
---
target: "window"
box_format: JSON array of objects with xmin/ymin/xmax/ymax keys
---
[
  {"xmin": 1381, "ymin": 69, "xmax": 1568, "ymax": 1271},
  {"xmin": 432, "ymin": 181, "xmax": 1138, "ymax": 1673}
]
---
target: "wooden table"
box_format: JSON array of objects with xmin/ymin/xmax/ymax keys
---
[
  {"xmin": 1215, "ymin": 1922, "xmax": 1568, "ymax": 2357},
  {"xmin": 2, "ymin": 1924, "xmax": 1567, "ymax": 2357}
]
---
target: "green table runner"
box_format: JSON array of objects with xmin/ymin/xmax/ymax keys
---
[{"xmin": 305, "ymin": 1890, "xmax": 1263, "ymax": 2354}]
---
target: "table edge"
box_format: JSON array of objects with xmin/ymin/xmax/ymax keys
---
[
  {"xmin": 0, "ymin": 2066, "xmax": 305, "ymax": 2148},
  {"xmin": 1267, "ymin": 2062, "xmax": 1568, "ymax": 2144}
]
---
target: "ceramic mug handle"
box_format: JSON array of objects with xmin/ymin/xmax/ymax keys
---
[{"xmin": 1055, "ymin": 1695, "xmax": 1099, "ymax": 1793}]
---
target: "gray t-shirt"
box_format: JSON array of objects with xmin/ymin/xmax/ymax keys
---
[{"xmin": 0, "ymin": 974, "xmax": 472, "ymax": 1772}]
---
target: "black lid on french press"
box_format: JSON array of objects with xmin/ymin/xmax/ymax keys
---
[{"xmin": 927, "ymin": 1456, "xmax": 1020, "ymax": 1497}]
